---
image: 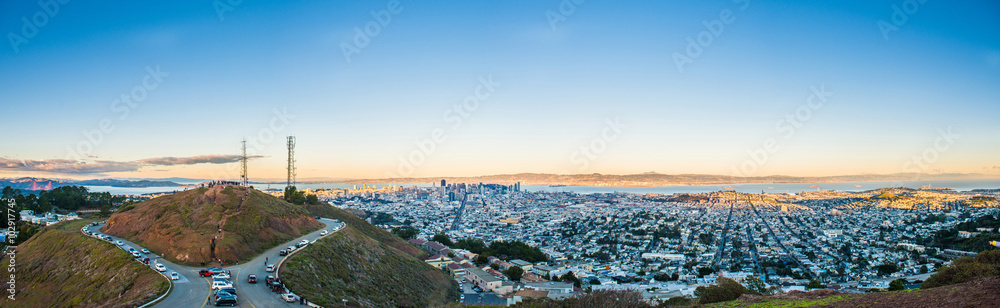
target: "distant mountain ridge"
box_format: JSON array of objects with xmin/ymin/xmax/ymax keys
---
[{"xmin": 0, "ymin": 177, "xmax": 182, "ymax": 189}]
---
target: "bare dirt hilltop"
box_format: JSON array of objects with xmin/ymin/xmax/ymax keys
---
[{"xmin": 102, "ymin": 185, "xmax": 322, "ymax": 265}]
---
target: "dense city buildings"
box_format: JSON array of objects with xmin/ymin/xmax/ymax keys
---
[{"xmin": 327, "ymin": 183, "xmax": 999, "ymax": 301}]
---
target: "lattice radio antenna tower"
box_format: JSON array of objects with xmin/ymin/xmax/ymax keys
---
[
  {"xmin": 240, "ymin": 139, "xmax": 248, "ymax": 186},
  {"xmin": 286, "ymin": 136, "xmax": 296, "ymax": 189}
]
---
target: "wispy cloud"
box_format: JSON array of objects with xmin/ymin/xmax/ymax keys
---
[
  {"xmin": 0, "ymin": 154, "xmax": 263, "ymax": 174},
  {"xmin": 138, "ymin": 154, "xmax": 263, "ymax": 166}
]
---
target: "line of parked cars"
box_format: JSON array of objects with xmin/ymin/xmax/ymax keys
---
[
  {"xmin": 203, "ymin": 267, "xmax": 238, "ymax": 306},
  {"xmin": 83, "ymin": 223, "xmax": 178, "ymax": 282}
]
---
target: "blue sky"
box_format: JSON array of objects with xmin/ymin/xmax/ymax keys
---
[{"xmin": 1, "ymin": 0, "xmax": 998, "ymax": 180}]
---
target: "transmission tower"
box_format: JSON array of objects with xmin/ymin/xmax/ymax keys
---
[
  {"xmin": 240, "ymin": 139, "xmax": 248, "ymax": 186},
  {"xmin": 286, "ymin": 136, "xmax": 296, "ymax": 189}
]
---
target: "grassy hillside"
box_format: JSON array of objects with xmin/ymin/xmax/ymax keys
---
[
  {"xmin": 0, "ymin": 219, "xmax": 168, "ymax": 308},
  {"xmin": 281, "ymin": 226, "xmax": 459, "ymax": 307},
  {"xmin": 102, "ymin": 186, "xmax": 323, "ymax": 265},
  {"xmin": 705, "ymin": 276, "xmax": 1000, "ymax": 307},
  {"xmin": 300, "ymin": 203, "xmax": 425, "ymax": 258}
]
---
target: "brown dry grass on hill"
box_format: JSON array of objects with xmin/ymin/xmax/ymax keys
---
[
  {"xmin": 102, "ymin": 185, "xmax": 322, "ymax": 265},
  {"xmin": 0, "ymin": 219, "xmax": 168, "ymax": 308},
  {"xmin": 713, "ymin": 276, "xmax": 1000, "ymax": 307}
]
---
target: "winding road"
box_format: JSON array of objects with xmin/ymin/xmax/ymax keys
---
[{"xmin": 85, "ymin": 218, "xmax": 343, "ymax": 307}]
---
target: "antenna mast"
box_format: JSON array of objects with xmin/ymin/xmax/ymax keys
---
[
  {"xmin": 286, "ymin": 136, "xmax": 296, "ymax": 189},
  {"xmin": 240, "ymin": 139, "xmax": 248, "ymax": 186}
]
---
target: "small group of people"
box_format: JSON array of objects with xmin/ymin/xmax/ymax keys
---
[{"xmin": 201, "ymin": 180, "xmax": 242, "ymax": 188}]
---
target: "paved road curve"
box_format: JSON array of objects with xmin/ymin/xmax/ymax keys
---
[{"xmin": 87, "ymin": 218, "xmax": 342, "ymax": 308}]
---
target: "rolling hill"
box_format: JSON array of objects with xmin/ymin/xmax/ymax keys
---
[
  {"xmin": 0, "ymin": 219, "xmax": 168, "ymax": 308},
  {"xmin": 101, "ymin": 185, "xmax": 323, "ymax": 265},
  {"xmin": 281, "ymin": 205, "xmax": 458, "ymax": 307}
]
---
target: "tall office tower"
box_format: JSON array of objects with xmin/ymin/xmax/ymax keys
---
[{"xmin": 441, "ymin": 179, "xmax": 446, "ymax": 187}]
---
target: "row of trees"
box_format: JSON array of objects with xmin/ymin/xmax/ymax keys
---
[
  {"xmin": 3, "ymin": 185, "xmax": 126, "ymax": 245},
  {"xmin": 3, "ymin": 185, "xmax": 125, "ymax": 213},
  {"xmin": 430, "ymin": 233, "xmax": 548, "ymax": 263}
]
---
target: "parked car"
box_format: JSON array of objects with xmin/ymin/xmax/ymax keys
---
[
  {"xmin": 216, "ymin": 287, "xmax": 237, "ymax": 295},
  {"xmin": 280, "ymin": 293, "xmax": 299, "ymax": 302},
  {"xmin": 247, "ymin": 274, "xmax": 257, "ymax": 283},
  {"xmin": 115, "ymin": 240, "xmax": 123, "ymax": 246},
  {"xmin": 131, "ymin": 251, "xmax": 141, "ymax": 258},
  {"xmin": 320, "ymin": 230, "xmax": 328, "ymax": 236},
  {"xmin": 170, "ymin": 272, "xmax": 180, "ymax": 280},
  {"xmin": 211, "ymin": 280, "xmax": 233, "ymax": 290},
  {"xmin": 265, "ymin": 264, "xmax": 275, "ymax": 272},
  {"xmin": 212, "ymin": 292, "xmax": 237, "ymax": 306},
  {"xmin": 212, "ymin": 272, "xmax": 231, "ymax": 280},
  {"xmin": 141, "ymin": 248, "xmax": 150, "ymax": 254},
  {"xmin": 265, "ymin": 275, "xmax": 275, "ymax": 284},
  {"xmin": 278, "ymin": 249, "xmax": 288, "ymax": 256},
  {"xmin": 155, "ymin": 263, "xmax": 167, "ymax": 272},
  {"xmin": 199, "ymin": 267, "xmax": 225, "ymax": 277},
  {"xmin": 90, "ymin": 222, "xmax": 99, "ymax": 226}
]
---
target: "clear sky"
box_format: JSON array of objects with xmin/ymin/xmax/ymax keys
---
[{"xmin": 1, "ymin": 0, "xmax": 998, "ymax": 180}]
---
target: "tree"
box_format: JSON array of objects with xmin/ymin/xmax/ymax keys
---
[
  {"xmin": 475, "ymin": 254, "xmax": 490, "ymax": 265},
  {"xmin": 99, "ymin": 204, "xmax": 111, "ymax": 217},
  {"xmin": 504, "ymin": 266, "xmax": 524, "ymax": 281},
  {"xmin": 454, "ymin": 238, "xmax": 488, "ymax": 253},
  {"xmin": 390, "ymin": 227, "xmax": 419, "ymax": 239},
  {"xmin": 874, "ymin": 264, "xmax": 899, "ymax": 277},
  {"xmin": 589, "ymin": 278, "xmax": 601, "ymax": 285},
  {"xmin": 432, "ymin": 232, "xmax": 454, "ymax": 247},
  {"xmin": 697, "ymin": 267, "xmax": 716, "ymax": 277},
  {"xmin": 920, "ymin": 265, "xmax": 928, "ymax": 274},
  {"xmin": 695, "ymin": 278, "xmax": 756, "ymax": 304},
  {"xmin": 561, "ymin": 271, "xmax": 582, "ymax": 288},
  {"xmin": 490, "ymin": 263, "xmax": 500, "ymax": 271},
  {"xmin": 888, "ymin": 278, "xmax": 906, "ymax": 291},
  {"xmin": 806, "ymin": 279, "xmax": 825, "ymax": 290},
  {"xmin": 305, "ymin": 194, "xmax": 319, "ymax": 205},
  {"xmin": 284, "ymin": 186, "xmax": 306, "ymax": 204},
  {"xmin": 743, "ymin": 275, "xmax": 770, "ymax": 295}
]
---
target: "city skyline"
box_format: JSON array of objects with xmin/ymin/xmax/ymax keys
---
[{"xmin": 2, "ymin": 1, "xmax": 999, "ymax": 180}]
